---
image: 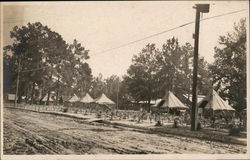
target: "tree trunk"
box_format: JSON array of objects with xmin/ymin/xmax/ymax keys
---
[
  {"xmin": 148, "ymin": 97, "xmax": 151, "ymax": 112},
  {"xmin": 16, "ymin": 85, "xmax": 23, "ymax": 104},
  {"xmin": 172, "ymin": 66, "xmax": 176, "ymax": 92},
  {"xmin": 30, "ymin": 82, "xmax": 35, "ymax": 105},
  {"xmin": 47, "ymin": 74, "xmax": 52, "ymax": 106},
  {"xmin": 25, "ymin": 84, "xmax": 30, "ymax": 104},
  {"xmin": 55, "ymin": 76, "xmax": 59, "ymax": 105},
  {"xmin": 47, "ymin": 87, "xmax": 51, "ymax": 106},
  {"xmin": 17, "ymin": 94, "xmax": 22, "ymax": 104},
  {"xmin": 40, "ymin": 80, "xmax": 45, "ymax": 105}
]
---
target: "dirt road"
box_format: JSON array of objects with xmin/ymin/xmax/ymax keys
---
[{"xmin": 3, "ymin": 108, "xmax": 246, "ymax": 154}]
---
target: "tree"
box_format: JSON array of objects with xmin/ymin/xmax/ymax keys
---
[
  {"xmin": 3, "ymin": 50, "xmax": 13, "ymax": 97},
  {"xmin": 3, "ymin": 22, "xmax": 68, "ymax": 104},
  {"xmin": 197, "ymin": 57, "xmax": 212, "ymax": 95},
  {"xmin": 89, "ymin": 74, "xmax": 106, "ymax": 99},
  {"xmin": 105, "ymin": 75, "xmax": 120, "ymax": 103},
  {"xmin": 157, "ymin": 38, "xmax": 198, "ymax": 100},
  {"xmin": 159, "ymin": 37, "xmax": 183, "ymax": 93},
  {"xmin": 124, "ymin": 43, "xmax": 161, "ymax": 108},
  {"xmin": 158, "ymin": 37, "xmax": 211, "ymax": 98},
  {"xmin": 123, "ymin": 37, "xmax": 211, "ymax": 110},
  {"xmin": 179, "ymin": 42, "xmax": 193, "ymax": 97},
  {"xmin": 39, "ymin": 24, "xmax": 68, "ymax": 105},
  {"xmin": 3, "ymin": 22, "xmax": 95, "ymax": 105},
  {"xmin": 66, "ymin": 39, "xmax": 92, "ymax": 98},
  {"xmin": 210, "ymin": 18, "xmax": 246, "ymax": 112},
  {"xmin": 118, "ymin": 77, "xmax": 132, "ymax": 108}
]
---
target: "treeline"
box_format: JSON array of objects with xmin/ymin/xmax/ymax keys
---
[
  {"xmin": 123, "ymin": 39, "xmax": 211, "ymax": 108},
  {"xmin": 91, "ymin": 18, "xmax": 246, "ymax": 112},
  {"xmin": 3, "ymin": 18, "xmax": 246, "ymax": 112},
  {"xmin": 4, "ymin": 22, "xmax": 92, "ymax": 104},
  {"xmin": 3, "ymin": 22, "xmax": 129, "ymax": 106}
]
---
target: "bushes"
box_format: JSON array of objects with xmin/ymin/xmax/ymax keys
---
[
  {"xmin": 155, "ymin": 121, "xmax": 162, "ymax": 126},
  {"xmin": 172, "ymin": 117, "xmax": 179, "ymax": 128},
  {"xmin": 63, "ymin": 108, "xmax": 68, "ymax": 113},
  {"xmin": 96, "ymin": 112, "xmax": 102, "ymax": 118},
  {"xmin": 172, "ymin": 119, "xmax": 178, "ymax": 128},
  {"xmin": 228, "ymin": 124, "xmax": 241, "ymax": 136},
  {"xmin": 197, "ymin": 122, "xmax": 202, "ymax": 130},
  {"xmin": 84, "ymin": 111, "xmax": 88, "ymax": 115}
]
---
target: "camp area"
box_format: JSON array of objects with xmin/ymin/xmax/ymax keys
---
[
  {"xmin": 2, "ymin": 1, "xmax": 247, "ymax": 156},
  {"xmin": 3, "ymin": 87, "xmax": 247, "ymax": 155},
  {"xmin": 5, "ymin": 89, "xmax": 246, "ymax": 133},
  {"xmin": 3, "ymin": 65, "xmax": 247, "ymax": 155}
]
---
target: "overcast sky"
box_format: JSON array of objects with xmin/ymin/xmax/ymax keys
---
[{"xmin": 3, "ymin": 1, "xmax": 248, "ymax": 78}]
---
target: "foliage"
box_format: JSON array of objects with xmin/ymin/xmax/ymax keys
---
[
  {"xmin": 3, "ymin": 22, "xmax": 92, "ymax": 104},
  {"xmin": 105, "ymin": 75, "xmax": 120, "ymax": 103},
  {"xmin": 5, "ymin": 19, "xmax": 244, "ymax": 111},
  {"xmin": 124, "ymin": 38, "xmax": 211, "ymax": 106},
  {"xmin": 209, "ymin": 18, "xmax": 246, "ymax": 112},
  {"xmin": 89, "ymin": 74, "xmax": 106, "ymax": 99},
  {"xmin": 157, "ymin": 38, "xmax": 194, "ymax": 98},
  {"xmin": 124, "ymin": 44, "xmax": 161, "ymax": 104},
  {"xmin": 67, "ymin": 39, "xmax": 92, "ymax": 97}
]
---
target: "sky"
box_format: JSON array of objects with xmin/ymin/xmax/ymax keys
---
[{"xmin": 2, "ymin": 1, "xmax": 248, "ymax": 78}]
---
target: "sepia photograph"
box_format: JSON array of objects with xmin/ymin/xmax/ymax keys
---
[{"xmin": 0, "ymin": 1, "xmax": 249, "ymax": 159}]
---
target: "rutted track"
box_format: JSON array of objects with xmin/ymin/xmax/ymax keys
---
[{"xmin": 3, "ymin": 107, "xmax": 246, "ymax": 154}]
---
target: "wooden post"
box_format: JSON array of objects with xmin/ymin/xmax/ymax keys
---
[
  {"xmin": 116, "ymin": 78, "xmax": 119, "ymax": 110},
  {"xmin": 14, "ymin": 58, "xmax": 21, "ymax": 107},
  {"xmin": 191, "ymin": 7, "xmax": 200, "ymax": 131},
  {"xmin": 191, "ymin": 4, "xmax": 210, "ymax": 131}
]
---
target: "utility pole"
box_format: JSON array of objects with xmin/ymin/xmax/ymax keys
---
[
  {"xmin": 191, "ymin": 4, "xmax": 210, "ymax": 131},
  {"xmin": 116, "ymin": 78, "xmax": 119, "ymax": 110},
  {"xmin": 14, "ymin": 57, "xmax": 21, "ymax": 107}
]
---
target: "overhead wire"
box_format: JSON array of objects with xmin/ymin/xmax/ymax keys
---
[
  {"xmin": 90, "ymin": 9, "xmax": 246, "ymax": 56},
  {"xmin": 11, "ymin": 9, "xmax": 247, "ymax": 73}
]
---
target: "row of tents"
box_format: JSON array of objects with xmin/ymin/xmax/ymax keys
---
[
  {"xmin": 152, "ymin": 90, "xmax": 235, "ymax": 114},
  {"xmin": 67, "ymin": 93, "xmax": 115, "ymax": 105},
  {"xmin": 6, "ymin": 90, "xmax": 235, "ymax": 114},
  {"xmin": 6, "ymin": 93, "xmax": 116, "ymax": 106}
]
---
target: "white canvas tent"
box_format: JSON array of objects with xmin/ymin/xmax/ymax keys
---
[
  {"xmin": 198, "ymin": 90, "xmax": 235, "ymax": 111},
  {"xmin": 155, "ymin": 91, "xmax": 188, "ymax": 110},
  {"xmin": 61, "ymin": 95, "xmax": 72, "ymax": 102},
  {"xmin": 79, "ymin": 93, "xmax": 94, "ymax": 103},
  {"xmin": 8, "ymin": 94, "xmax": 16, "ymax": 101},
  {"xmin": 68, "ymin": 94, "xmax": 79, "ymax": 103},
  {"xmin": 42, "ymin": 94, "xmax": 54, "ymax": 102},
  {"xmin": 94, "ymin": 93, "xmax": 115, "ymax": 105},
  {"xmin": 152, "ymin": 99, "xmax": 162, "ymax": 107},
  {"xmin": 183, "ymin": 94, "xmax": 205, "ymax": 104}
]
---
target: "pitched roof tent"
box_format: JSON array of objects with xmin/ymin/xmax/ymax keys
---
[
  {"xmin": 156, "ymin": 91, "xmax": 188, "ymax": 109},
  {"xmin": 42, "ymin": 94, "xmax": 54, "ymax": 102},
  {"xmin": 61, "ymin": 95, "xmax": 72, "ymax": 102},
  {"xmin": 183, "ymin": 94, "xmax": 206, "ymax": 103},
  {"xmin": 68, "ymin": 94, "xmax": 79, "ymax": 103},
  {"xmin": 198, "ymin": 90, "xmax": 235, "ymax": 111},
  {"xmin": 8, "ymin": 94, "xmax": 16, "ymax": 101},
  {"xmin": 79, "ymin": 93, "xmax": 94, "ymax": 103},
  {"xmin": 152, "ymin": 99, "xmax": 162, "ymax": 107},
  {"xmin": 94, "ymin": 93, "xmax": 115, "ymax": 105}
]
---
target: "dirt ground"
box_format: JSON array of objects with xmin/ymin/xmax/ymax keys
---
[{"xmin": 3, "ymin": 107, "xmax": 247, "ymax": 154}]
